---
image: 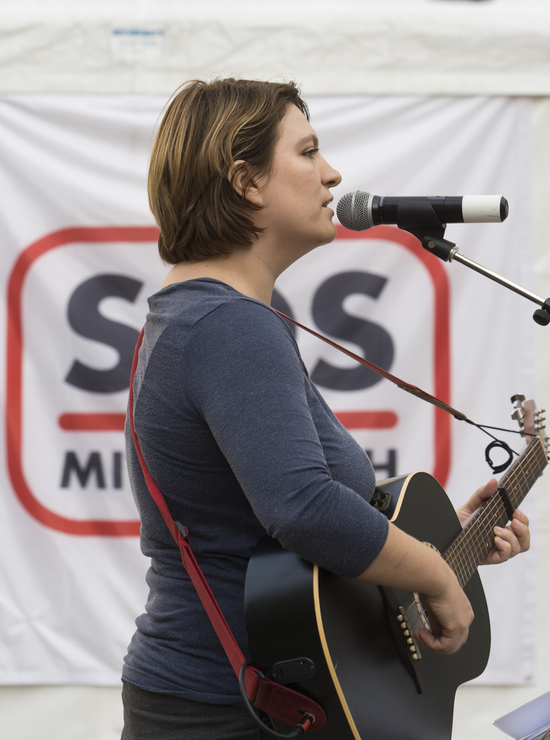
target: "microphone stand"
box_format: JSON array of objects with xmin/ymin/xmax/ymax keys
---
[
  {"xmin": 396, "ymin": 210, "xmax": 550, "ymax": 325},
  {"xmin": 418, "ymin": 234, "xmax": 550, "ymax": 326}
]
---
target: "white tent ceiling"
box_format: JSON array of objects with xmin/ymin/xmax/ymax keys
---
[{"xmin": 0, "ymin": 0, "xmax": 549, "ymax": 95}]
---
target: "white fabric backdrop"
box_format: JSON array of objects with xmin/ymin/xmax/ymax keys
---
[
  {"xmin": 1, "ymin": 1, "xmax": 550, "ymax": 95},
  {"xmin": 0, "ymin": 93, "xmax": 537, "ymax": 686}
]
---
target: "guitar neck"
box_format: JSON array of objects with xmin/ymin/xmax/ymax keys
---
[{"xmin": 443, "ymin": 434, "xmax": 547, "ymax": 588}]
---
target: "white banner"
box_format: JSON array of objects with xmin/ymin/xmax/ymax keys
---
[{"xmin": 0, "ymin": 94, "xmax": 536, "ymax": 686}]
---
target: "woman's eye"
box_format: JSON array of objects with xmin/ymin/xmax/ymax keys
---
[{"xmin": 304, "ymin": 148, "xmax": 319, "ymax": 158}]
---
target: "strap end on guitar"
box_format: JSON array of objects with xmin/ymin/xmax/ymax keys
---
[{"xmin": 239, "ymin": 662, "xmax": 326, "ymax": 738}]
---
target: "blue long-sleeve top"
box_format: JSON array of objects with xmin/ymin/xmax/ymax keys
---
[{"xmin": 123, "ymin": 278, "xmax": 389, "ymax": 704}]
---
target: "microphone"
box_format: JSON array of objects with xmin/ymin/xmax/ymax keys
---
[{"xmin": 337, "ymin": 191, "xmax": 509, "ymax": 232}]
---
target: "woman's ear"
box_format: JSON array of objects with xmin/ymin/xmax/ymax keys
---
[{"xmin": 228, "ymin": 160, "xmax": 265, "ymax": 206}]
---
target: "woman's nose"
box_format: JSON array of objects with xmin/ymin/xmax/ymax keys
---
[{"xmin": 323, "ymin": 158, "xmax": 342, "ymax": 188}]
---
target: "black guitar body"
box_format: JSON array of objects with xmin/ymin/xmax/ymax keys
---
[{"xmin": 245, "ymin": 472, "xmax": 491, "ymax": 740}]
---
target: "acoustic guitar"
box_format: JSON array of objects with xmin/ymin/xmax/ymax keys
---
[{"xmin": 245, "ymin": 396, "xmax": 548, "ymax": 739}]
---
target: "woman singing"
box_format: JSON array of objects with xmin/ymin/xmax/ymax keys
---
[{"xmin": 121, "ymin": 78, "xmax": 530, "ymax": 739}]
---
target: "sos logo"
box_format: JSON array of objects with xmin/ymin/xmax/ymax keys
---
[{"xmin": 6, "ymin": 225, "xmax": 451, "ymax": 535}]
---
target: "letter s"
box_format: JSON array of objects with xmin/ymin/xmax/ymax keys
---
[
  {"xmin": 310, "ymin": 271, "xmax": 394, "ymax": 391},
  {"xmin": 65, "ymin": 274, "xmax": 142, "ymax": 393}
]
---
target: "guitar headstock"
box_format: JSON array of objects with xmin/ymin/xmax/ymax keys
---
[{"xmin": 511, "ymin": 394, "xmax": 549, "ymax": 456}]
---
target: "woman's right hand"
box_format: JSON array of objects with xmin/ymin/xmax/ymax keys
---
[
  {"xmin": 358, "ymin": 521, "xmax": 474, "ymax": 655},
  {"xmin": 416, "ymin": 573, "xmax": 474, "ymax": 655}
]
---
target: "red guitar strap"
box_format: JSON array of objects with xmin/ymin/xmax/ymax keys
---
[
  {"xmin": 273, "ymin": 310, "xmax": 468, "ymax": 422},
  {"xmin": 128, "ymin": 329, "xmax": 326, "ymax": 734}
]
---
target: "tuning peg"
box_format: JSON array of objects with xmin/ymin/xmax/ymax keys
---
[
  {"xmin": 511, "ymin": 395, "xmax": 526, "ymax": 426},
  {"xmin": 512, "ymin": 408, "xmax": 525, "ymax": 426}
]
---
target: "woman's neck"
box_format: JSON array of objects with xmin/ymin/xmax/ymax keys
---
[{"xmin": 161, "ymin": 250, "xmax": 277, "ymax": 305}]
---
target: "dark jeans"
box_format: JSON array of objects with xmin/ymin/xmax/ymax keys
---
[{"xmin": 121, "ymin": 680, "xmax": 271, "ymax": 740}]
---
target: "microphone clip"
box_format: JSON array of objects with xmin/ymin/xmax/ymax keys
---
[{"xmin": 390, "ymin": 205, "xmax": 458, "ymax": 262}]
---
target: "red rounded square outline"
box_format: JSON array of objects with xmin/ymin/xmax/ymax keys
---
[
  {"xmin": 6, "ymin": 227, "xmax": 158, "ymax": 536},
  {"xmin": 333, "ymin": 225, "xmax": 452, "ymax": 486},
  {"xmin": 6, "ymin": 225, "xmax": 450, "ymax": 536}
]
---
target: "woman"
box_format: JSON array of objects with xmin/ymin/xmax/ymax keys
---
[{"xmin": 122, "ymin": 78, "xmax": 530, "ymax": 739}]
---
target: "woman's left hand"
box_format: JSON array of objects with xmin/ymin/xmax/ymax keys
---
[{"xmin": 456, "ymin": 478, "xmax": 531, "ymax": 565}]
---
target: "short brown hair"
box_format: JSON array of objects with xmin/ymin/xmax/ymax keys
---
[{"xmin": 148, "ymin": 78, "xmax": 309, "ymax": 263}]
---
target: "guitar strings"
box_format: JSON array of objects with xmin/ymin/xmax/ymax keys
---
[
  {"xmin": 400, "ymin": 436, "xmax": 547, "ymax": 631},
  {"xmin": 447, "ymin": 438, "xmax": 546, "ymax": 587}
]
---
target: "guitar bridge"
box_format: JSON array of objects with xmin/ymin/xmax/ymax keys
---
[
  {"xmin": 397, "ymin": 606, "xmax": 422, "ymax": 661},
  {"xmin": 381, "ymin": 587, "xmax": 428, "ymax": 694}
]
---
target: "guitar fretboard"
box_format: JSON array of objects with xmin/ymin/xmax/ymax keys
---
[{"xmin": 443, "ymin": 434, "xmax": 547, "ymax": 589}]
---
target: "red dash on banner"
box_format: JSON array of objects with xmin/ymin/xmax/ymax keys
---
[
  {"xmin": 335, "ymin": 411, "xmax": 398, "ymax": 429},
  {"xmin": 58, "ymin": 413, "xmax": 126, "ymax": 432}
]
